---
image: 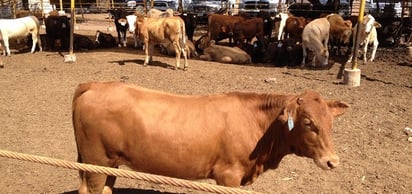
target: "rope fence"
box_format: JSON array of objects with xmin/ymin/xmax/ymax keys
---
[{"xmin": 0, "ymin": 149, "xmax": 262, "ymax": 194}]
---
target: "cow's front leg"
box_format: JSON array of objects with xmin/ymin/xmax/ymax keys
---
[
  {"xmin": 369, "ymin": 41, "xmax": 378, "ymax": 62},
  {"xmin": 122, "ymin": 32, "xmax": 127, "ymax": 47},
  {"xmin": 311, "ymin": 55, "xmax": 317, "ymax": 67},
  {"xmin": 362, "ymin": 42, "xmax": 369, "ymax": 64}
]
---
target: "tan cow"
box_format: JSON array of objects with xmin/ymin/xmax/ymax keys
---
[
  {"xmin": 135, "ymin": 15, "xmax": 188, "ymax": 70},
  {"xmin": 73, "ymin": 81, "xmax": 349, "ymax": 194},
  {"xmin": 301, "ymin": 17, "xmax": 330, "ymax": 66},
  {"xmin": 199, "ymin": 42, "xmax": 252, "ymax": 64}
]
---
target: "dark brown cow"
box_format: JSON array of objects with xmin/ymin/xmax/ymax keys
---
[
  {"xmin": 73, "ymin": 81, "xmax": 349, "ymax": 194},
  {"xmin": 233, "ymin": 17, "xmax": 265, "ymax": 47},
  {"xmin": 207, "ymin": 14, "xmax": 248, "ymax": 45}
]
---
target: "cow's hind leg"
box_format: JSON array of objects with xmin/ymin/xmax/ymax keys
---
[
  {"xmin": 173, "ymin": 41, "xmax": 181, "ymax": 70},
  {"xmin": 301, "ymin": 46, "xmax": 307, "ymax": 67},
  {"xmin": 30, "ymin": 33, "xmax": 42, "ymax": 53}
]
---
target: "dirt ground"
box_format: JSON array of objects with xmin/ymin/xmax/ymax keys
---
[{"xmin": 0, "ymin": 14, "xmax": 411, "ymax": 194}]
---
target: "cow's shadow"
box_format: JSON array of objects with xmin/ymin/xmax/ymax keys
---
[
  {"xmin": 61, "ymin": 188, "xmax": 180, "ymax": 194},
  {"xmin": 109, "ymin": 59, "xmax": 176, "ymax": 70}
]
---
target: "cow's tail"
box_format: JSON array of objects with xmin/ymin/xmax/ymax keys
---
[
  {"xmin": 72, "ymin": 82, "xmax": 93, "ymax": 108},
  {"xmin": 72, "ymin": 82, "xmax": 93, "ymax": 180}
]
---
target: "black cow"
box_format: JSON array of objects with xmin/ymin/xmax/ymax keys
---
[
  {"xmin": 262, "ymin": 38, "xmax": 303, "ymax": 66},
  {"xmin": 73, "ymin": 34, "xmax": 96, "ymax": 51},
  {"xmin": 44, "ymin": 15, "xmax": 70, "ymax": 51},
  {"xmin": 179, "ymin": 12, "xmax": 197, "ymax": 42},
  {"xmin": 256, "ymin": 11, "xmax": 274, "ymax": 38},
  {"xmin": 95, "ymin": 30, "xmax": 116, "ymax": 48},
  {"xmin": 108, "ymin": 9, "xmax": 129, "ymax": 47}
]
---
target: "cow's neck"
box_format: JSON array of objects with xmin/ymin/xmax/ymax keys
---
[{"xmin": 251, "ymin": 94, "xmax": 294, "ymax": 170}]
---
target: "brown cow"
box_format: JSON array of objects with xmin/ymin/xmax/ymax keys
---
[
  {"xmin": 325, "ymin": 13, "xmax": 352, "ymax": 56},
  {"xmin": 283, "ymin": 16, "xmax": 307, "ymax": 43},
  {"xmin": 233, "ymin": 17, "xmax": 265, "ymax": 47},
  {"xmin": 160, "ymin": 38, "xmax": 198, "ymax": 58},
  {"xmin": 207, "ymin": 14, "xmax": 248, "ymax": 45},
  {"xmin": 135, "ymin": 15, "xmax": 188, "ymax": 70},
  {"xmin": 301, "ymin": 17, "xmax": 330, "ymax": 66},
  {"xmin": 73, "ymin": 81, "xmax": 349, "ymax": 194}
]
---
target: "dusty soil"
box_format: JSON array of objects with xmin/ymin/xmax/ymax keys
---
[{"xmin": 0, "ymin": 14, "xmax": 411, "ymax": 194}]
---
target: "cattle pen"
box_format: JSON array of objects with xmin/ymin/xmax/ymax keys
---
[{"xmin": 0, "ymin": 1, "xmax": 411, "ymax": 194}]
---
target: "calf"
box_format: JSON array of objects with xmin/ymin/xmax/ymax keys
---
[
  {"xmin": 73, "ymin": 34, "xmax": 96, "ymax": 51},
  {"xmin": 108, "ymin": 9, "xmax": 129, "ymax": 47},
  {"xmin": 199, "ymin": 42, "xmax": 251, "ymax": 64},
  {"xmin": 160, "ymin": 38, "xmax": 198, "ymax": 58},
  {"xmin": 347, "ymin": 14, "xmax": 381, "ymax": 64},
  {"xmin": 95, "ymin": 30, "xmax": 116, "ymax": 48},
  {"xmin": 301, "ymin": 17, "xmax": 330, "ymax": 66},
  {"xmin": 73, "ymin": 81, "xmax": 349, "ymax": 193}
]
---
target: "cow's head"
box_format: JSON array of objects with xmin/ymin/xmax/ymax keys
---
[
  {"xmin": 315, "ymin": 48, "xmax": 329, "ymax": 66},
  {"xmin": 126, "ymin": 15, "xmax": 137, "ymax": 33},
  {"xmin": 280, "ymin": 90, "xmax": 349, "ymax": 170},
  {"xmin": 363, "ymin": 14, "xmax": 381, "ymax": 34}
]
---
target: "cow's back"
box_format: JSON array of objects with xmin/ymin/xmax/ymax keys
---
[
  {"xmin": 302, "ymin": 18, "xmax": 330, "ymax": 45},
  {"xmin": 140, "ymin": 16, "xmax": 184, "ymax": 43}
]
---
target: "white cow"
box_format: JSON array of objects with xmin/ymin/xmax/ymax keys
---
[
  {"xmin": 0, "ymin": 16, "xmax": 42, "ymax": 56},
  {"xmin": 276, "ymin": 12, "xmax": 290, "ymax": 41},
  {"xmin": 347, "ymin": 14, "xmax": 381, "ymax": 64},
  {"xmin": 301, "ymin": 17, "xmax": 330, "ymax": 66}
]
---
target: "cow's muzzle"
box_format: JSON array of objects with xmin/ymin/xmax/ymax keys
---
[{"xmin": 315, "ymin": 154, "xmax": 340, "ymax": 170}]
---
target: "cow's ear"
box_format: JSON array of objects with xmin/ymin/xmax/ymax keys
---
[
  {"xmin": 327, "ymin": 100, "xmax": 350, "ymax": 117},
  {"xmin": 279, "ymin": 100, "xmax": 298, "ymax": 126}
]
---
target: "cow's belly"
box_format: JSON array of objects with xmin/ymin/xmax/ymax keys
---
[{"xmin": 77, "ymin": 92, "xmax": 236, "ymax": 179}]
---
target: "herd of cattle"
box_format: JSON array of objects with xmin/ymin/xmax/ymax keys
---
[{"xmin": 0, "ymin": 8, "xmax": 385, "ymax": 70}]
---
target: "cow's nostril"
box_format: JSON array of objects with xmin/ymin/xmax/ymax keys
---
[{"xmin": 327, "ymin": 159, "xmax": 338, "ymax": 169}]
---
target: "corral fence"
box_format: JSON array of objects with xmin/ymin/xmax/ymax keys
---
[
  {"xmin": 0, "ymin": 0, "xmax": 410, "ymax": 45},
  {"xmin": 0, "ymin": 149, "xmax": 262, "ymax": 194}
]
